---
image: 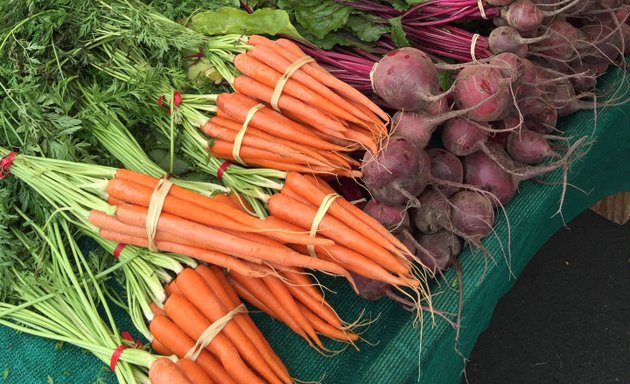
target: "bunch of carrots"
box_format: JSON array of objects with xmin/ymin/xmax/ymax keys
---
[
  {"xmin": 149, "ymin": 265, "xmax": 292, "ymax": 384},
  {"xmin": 202, "ymin": 36, "xmax": 390, "ymax": 176}
]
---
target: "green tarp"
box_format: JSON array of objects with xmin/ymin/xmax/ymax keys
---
[{"xmin": 1, "ymin": 68, "xmax": 629, "ymax": 384}]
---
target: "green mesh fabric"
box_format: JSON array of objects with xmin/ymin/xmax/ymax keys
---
[{"xmin": 1, "ymin": 69, "xmax": 629, "ymax": 384}]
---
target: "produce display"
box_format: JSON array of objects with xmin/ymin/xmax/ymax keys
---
[{"xmin": 0, "ymin": 0, "xmax": 628, "ymax": 383}]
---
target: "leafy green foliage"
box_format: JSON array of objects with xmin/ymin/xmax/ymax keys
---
[{"xmin": 190, "ymin": 7, "xmax": 302, "ymax": 39}]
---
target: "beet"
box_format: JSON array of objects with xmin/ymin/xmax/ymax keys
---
[
  {"xmin": 450, "ymin": 190, "xmax": 496, "ymax": 238},
  {"xmin": 363, "ymin": 199, "xmax": 410, "ymax": 231},
  {"xmin": 427, "ymin": 148, "xmax": 464, "ymax": 197},
  {"xmin": 361, "ymin": 136, "xmax": 430, "ymax": 205},
  {"xmin": 413, "ymin": 188, "xmax": 451, "ymax": 234},
  {"xmin": 442, "ymin": 118, "xmax": 491, "ymax": 157},
  {"xmin": 371, "ymin": 47, "xmax": 443, "ymax": 111},
  {"xmin": 415, "ymin": 230, "xmax": 461, "ymax": 274},
  {"xmin": 463, "ymin": 147, "xmax": 519, "ymax": 205},
  {"xmin": 453, "ymin": 65, "xmax": 512, "ymax": 122},
  {"xmin": 506, "ymin": 129, "xmax": 559, "ymax": 163},
  {"xmin": 502, "ymin": 0, "xmax": 544, "ymax": 32},
  {"xmin": 350, "ymin": 271, "xmax": 389, "ymax": 301}
]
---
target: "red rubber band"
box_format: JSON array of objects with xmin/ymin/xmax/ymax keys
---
[
  {"xmin": 109, "ymin": 345, "xmax": 129, "ymax": 371},
  {"xmin": 113, "ymin": 243, "xmax": 127, "ymax": 259},
  {"xmin": 157, "ymin": 95, "xmax": 164, "ymax": 107},
  {"xmin": 121, "ymin": 331, "xmax": 143, "ymax": 348},
  {"xmin": 173, "ymin": 91, "xmax": 182, "ymax": 108},
  {"xmin": 0, "ymin": 152, "xmax": 17, "ymax": 180},
  {"xmin": 217, "ymin": 161, "xmax": 232, "ymax": 181}
]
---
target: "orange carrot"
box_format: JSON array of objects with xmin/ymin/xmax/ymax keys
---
[
  {"xmin": 164, "ymin": 293, "xmax": 265, "ymax": 384},
  {"xmin": 176, "ymin": 269, "xmax": 284, "ymax": 384},
  {"xmin": 297, "ymin": 302, "xmax": 359, "ymax": 342},
  {"xmin": 235, "ymin": 53, "xmax": 364, "ymax": 125},
  {"xmin": 268, "ymin": 194, "xmax": 410, "ymax": 275},
  {"xmin": 114, "ymin": 204, "xmax": 350, "ymax": 277},
  {"xmin": 228, "ymin": 277, "xmax": 277, "ymax": 318},
  {"xmin": 150, "ymin": 315, "xmax": 235, "ymax": 384},
  {"xmin": 215, "ymin": 94, "xmax": 345, "ymax": 152},
  {"xmin": 176, "ymin": 358, "xmax": 214, "ymax": 384},
  {"xmin": 166, "ymin": 280, "xmax": 182, "ymax": 296},
  {"xmin": 151, "ymin": 338, "xmax": 173, "ymax": 356},
  {"xmin": 150, "ymin": 302, "xmax": 166, "ymax": 318},
  {"xmin": 149, "ymin": 357, "xmax": 193, "ymax": 384},
  {"xmin": 262, "ymin": 275, "xmax": 325, "ymax": 348},
  {"xmin": 232, "ymin": 76, "xmax": 349, "ymax": 136},
  {"xmin": 210, "ymin": 139, "xmax": 331, "ymax": 167},
  {"xmin": 343, "ymin": 126, "xmax": 378, "ymax": 154},
  {"xmin": 228, "ymin": 271, "xmax": 308, "ymax": 342},
  {"xmin": 206, "ymin": 116, "xmax": 342, "ymax": 168},
  {"xmin": 284, "ymin": 280, "xmax": 342, "ymax": 329},
  {"xmin": 97, "ymin": 229, "xmax": 272, "ymax": 277}
]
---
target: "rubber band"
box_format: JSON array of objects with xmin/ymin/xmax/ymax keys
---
[
  {"xmin": 217, "ymin": 161, "xmax": 232, "ymax": 181},
  {"xmin": 270, "ymin": 55, "xmax": 315, "ymax": 112},
  {"xmin": 471, "ymin": 34, "xmax": 480, "ymax": 62},
  {"xmin": 0, "ymin": 152, "xmax": 17, "ymax": 179},
  {"xmin": 109, "ymin": 345, "xmax": 129, "ymax": 371},
  {"xmin": 307, "ymin": 193, "xmax": 340, "ymax": 258},
  {"xmin": 146, "ymin": 177, "xmax": 174, "ymax": 252},
  {"xmin": 477, "ymin": 0, "xmax": 488, "ymax": 20},
  {"xmin": 173, "ymin": 90, "xmax": 182, "ymax": 108},
  {"xmin": 110, "ymin": 331, "xmax": 142, "ymax": 371},
  {"xmin": 113, "ymin": 243, "xmax": 127, "ymax": 259},
  {"xmin": 233, "ymin": 103, "xmax": 264, "ymax": 165},
  {"xmin": 184, "ymin": 303, "xmax": 247, "ymax": 362}
]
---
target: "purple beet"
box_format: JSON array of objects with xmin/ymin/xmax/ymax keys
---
[{"xmin": 427, "ymin": 148, "xmax": 464, "ymax": 197}]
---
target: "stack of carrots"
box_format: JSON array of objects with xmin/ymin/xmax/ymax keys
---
[
  {"xmin": 267, "ymin": 172, "xmax": 429, "ymax": 301},
  {"xmin": 203, "ymin": 36, "xmax": 390, "ymax": 176},
  {"xmin": 149, "ymin": 265, "xmax": 292, "ymax": 384}
]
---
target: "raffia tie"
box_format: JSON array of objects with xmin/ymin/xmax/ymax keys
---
[
  {"xmin": 184, "ymin": 303, "xmax": 247, "ymax": 361},
  {"xmin": 307, "ymin": 193, "xmax": 339, "ymax": 258},
  {"xmin": 233, "ymin": 103, "xmax": 265, "ymax": 165},
  {"xmin": 270, "ymin": 56, "xmax": 315, "ymax": 112},
  {"xmin": 146, "ymin": 177, "xmax": 174, "ymax": 252}
]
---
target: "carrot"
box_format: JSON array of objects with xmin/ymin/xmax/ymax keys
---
[
  {"xmin": 151, "ymin": 338, "xmax": 174, "ymax": 356},
  {"xmin": 206, "ymin": 116, "xmax": 341, "ymax": 168},
  {"xmin": 227, "ymin": 271, "xmax": 309, "ymax": 342},
  {"xmin": 228, "ymin": 277, "xmax": 277, "ymax": 318},
  {"xmin": 107, "ymin": 196, "xmax": 125, "ymax": 206},
  {"xmin": 284, "ymin": 172, "xmax": 410, "ymax": 258},
  {"xmin": 210, "ymin": 139, "xmax": 331, "ymax": 168},
  {"xmin": 267, "ymin": 194, "xmax": 410, "ymax": 276},
  {"xmin": 281, "ymin": 269, "xmax": 325, "ymax": 302},
  {"xmin": 164, "ymin": 293, "xmax": 265, "ymax": 384},
  {"xmin": 110, "ymin": 172, "xmax": 334, "ymax": 246},
  {"xmin": 215, "ymin": 93, "xmax": 345, "ymax": 152},
  {"xmin": 150, "ymin": 315, "xmax": 235, "ymax": 384},
  {"xmin": 262, "ymin": 275, "xmax": 325, "ymax": 348},
  {"xmin": 150, "ymin": 302, "xmax": 166, "ymax": 318},
  {"xmin": 176, "ymin": 269, "xmax": 284, "ymax": 384},
  {"xmin": 114, "ymin": 204, "xmax": 350, "ymax": 277},
  {"xmin": 232, "ymin": 76, "xmax": 349, "ymax": 136},
  {"xmin": 273, "ymin": 38, "xmax": 389, "ymax": 123},
  {"xmin": 177, "ymin": 358, "xmax": 214, "ymax": 384},
  {"xmin": 247, "ymin": 44, "xmax": 375, "ymax": 123},
  {"xmin": 297, "ymin": 302, "xmax": 359, "ymax": 342},
  {"xmin": 196, "ymin": 266, "xmax": 290, "ymax": 382},
  {"xmin": 343, "ymin": 126, "xmax": 378, "ymax": 154},
  {"xmin": 208, "ymin": 154, "xmax": 358, "ymax": 176},
  {"xmin": 166, "ymin": 280, "xmax": 182, "ymax": 296},
  {"xmin": 284, "ymin": 280, "xmax": 342, "ymax": 329},
  {"xmin": 106, "ymin": 179, "xmax": 261, "ymax": 234},
  {"xmin": 97, "ymin": 229, "xmax": 272, "ymax": 277},
  {"xmin": 149, "ymin": 357, "xmax": 193, "ymax": 384},
  {"xmin": 235, "ymin": 53, "xmax": 365, "ymax": 125},
  {"xmin": 292, "ymin": 243, "xmax": 419, "ymax": 288}
]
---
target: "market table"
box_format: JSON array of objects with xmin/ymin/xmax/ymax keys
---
[{"xmin": 1, "ymin": 68, "xmax": 629, "ymax": 384}]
